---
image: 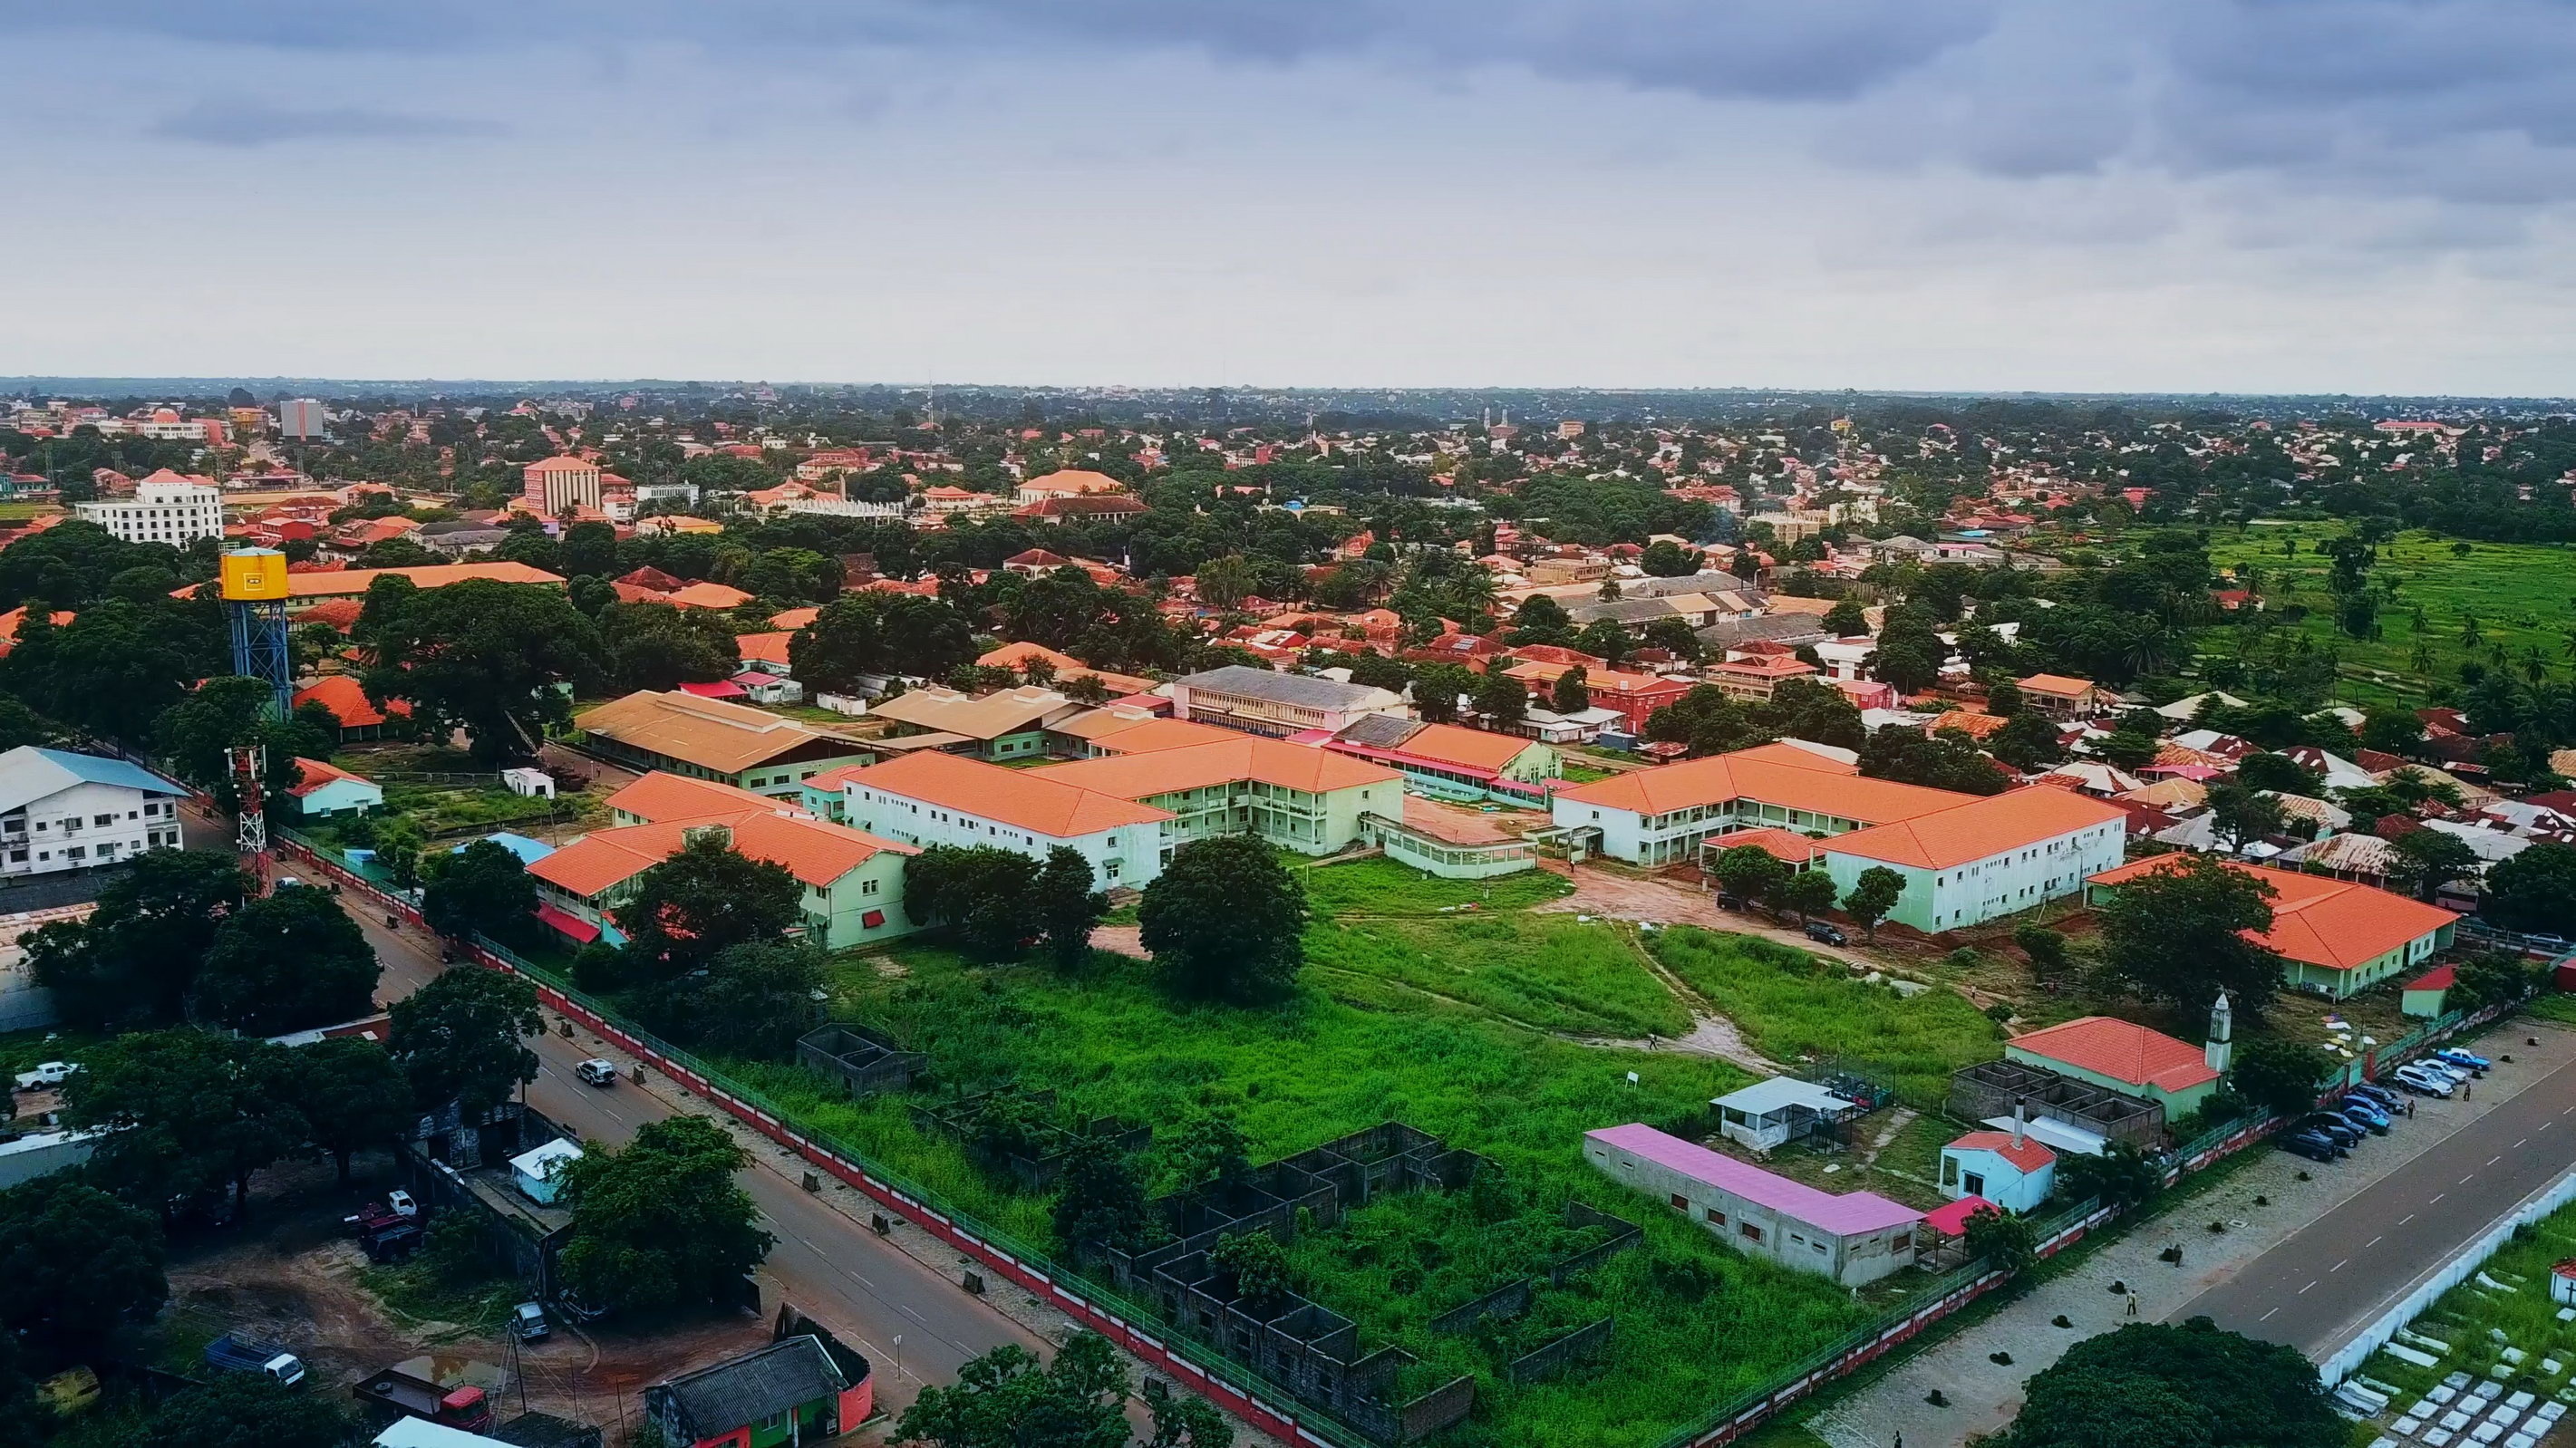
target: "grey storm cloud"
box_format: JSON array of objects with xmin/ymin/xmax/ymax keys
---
[
  {"xmin": 23, "ymin": 0, "xmax": 2576, "ymax": 203},
  {"xmin": 150, "ymin": 101, "xmax": 506, "ymax": 149}
]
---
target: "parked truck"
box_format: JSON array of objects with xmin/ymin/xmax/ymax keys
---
[
  {"xmin": 203, "ymin": 1335, "xmax": 306, "ymax": 1386},
  {"xmin": 354, "ymin": 1358, "xmax": 497, "ymax": 1434}
]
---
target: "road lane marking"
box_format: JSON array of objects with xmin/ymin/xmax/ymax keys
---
[
  {"xmin": 2430, "ymin": 1193, "xmax": 2445, "ymax": 1203},
  {"xmin": 2490, "ymin": 1155, "xmax": 2504, "ymax": 1166},
  {"xmin": 2261, "ymin": 1308, "xmax": 2280, "ymax": 1321},
  {"xmin": 2367, "ymin": 1237, "xmax": 2383, "ymax": 1248},
  {"xmin": 2334, "ymin": 1260, "xmax": 2349, "ymax": 1272},
  {"xmin": 2400, "ymin": 1213, "xmax": 2416, "ymax": 1224},
  {"xmin": 2300, "ymin": 1280, "xmax": 2318, "ymax": 1294},
  {"xmin": 2461, "ymin": 1174, "xmax": 2476, "ymax": 1184},
  {"xmin": 2520, "ymin": 1139, "xmax": 2531, "ymax": 1148}
]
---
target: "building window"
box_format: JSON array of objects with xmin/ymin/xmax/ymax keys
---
[
  {"xmin": 1704, "ymin": 1207, "xmax": 1726, "ymax": 1226},
  {"xmin": 1739, "ymin": 1222, "xmax": 1764, "ymax": 1244},
  {"xmin": 1669, "ymin": 1193, "xmax": 1688, "ymax": 1211},
  {"xmin": 860, "ymin": 878, "xmax": 879, "ymax": 896}
]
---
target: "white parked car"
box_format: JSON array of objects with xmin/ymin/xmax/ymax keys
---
[
  {"xmin": 12, "ymin": 1061, "xmax": 76, "ymax": 1092},
  {"xmin": 574, "ymin": 1058, "xmax": 619, "ymax": 1087},
  {"xmin": 2393, "ymin": 1064, "xmax": 2455, "ymax": 1097}
]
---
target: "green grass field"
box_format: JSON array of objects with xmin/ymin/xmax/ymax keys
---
[
  {"xmin": 1290, "ymin": 855, "xmax": 1575, "ymax": 917},
  {"xmin": 712, "ymin": 855, "xmax": 1971, "ymax": 1447},
  {"xmin": 1644, "ymin": 928, "xmax": 2004, "ymax": 1110},
  {"xmin": 2198, "ymin": 524, "xmax": 2576, "ymax": 707}
]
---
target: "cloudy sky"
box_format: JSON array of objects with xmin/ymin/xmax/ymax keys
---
[{"xmin": 7, "ymin": 0, "xmax": 2576, "ymax": 394}]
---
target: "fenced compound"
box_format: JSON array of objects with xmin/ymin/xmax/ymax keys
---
[{"xmin": 794, "ymin": 1023, "xmax": 926, "ymax": 1098}]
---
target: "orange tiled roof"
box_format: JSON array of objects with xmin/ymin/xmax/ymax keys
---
[
  {"xmin": 770, "ymin": 606, "xmax": 820, "ymax": 631},
  {"xmin": 1824, "ymin": 787, "xmax": 2126, "ymax": 871},
  {"xmin": 1018, "ymin": 468, "xmax": 1125, "ymax": 496},
  {"xmin": 1553, "ymin": 742, "xmax": 1959, "ymax": 823},
  {"xmin": 1931, "ymin": 710, "xmax": 2009, "ymax": 739},
  {"xmin": 1699, "ymin": 826, "xmax": 1823, "ymax": 864},
  {"xmin": 2018, "ymin": 673, "xmax": 2095, "ymax": 697},
  {"xmin": 575, "ymin": 690, "xmax": 866, "ymax": 774},
  {"xmin": 294, "ymin": 674, "xmax": 409, "ymax": 729},
  {"xmin": 2008, "ymin": 1016, "xmax": 2218, "ymax": 1093},
  {"xmin": 664, "ymin": 581, "xmax": 754, "ymax": 610},
  {"xmin": 287, "ymin": 757, "xmax": 373, "ymax": 797},
  {"xmin": 1034, "ymin": 738, "xmax": 1399, "ymax": 800},
  {"xmin": 531, "ymin": 807, "xmax": 911, "ymax": 898},
  {"xmin": 1946, "ymin": 1131, "xmax": 2056, "ymax": 1173},
  {"xmin": 734, "ymin": 632, "xmax": 793, "ymax": 667},
  {"xmin": 1083, "ymin": 718, "xmax": 1243, "ymax": 755},
  {"xmin": 839, "ymin": 751, "xmax": 1172, "ymax": 837},
  {"xmin": 1384, "ymin": 722, "xmax": 1542, "ymax": 774},
  {"xmin": 604, "ymin": 770, "xmax": 785, "ymax": 823},
  {"xmin": 2087, "ymin": 855, "xmax": 2455, "ymax": 971}
]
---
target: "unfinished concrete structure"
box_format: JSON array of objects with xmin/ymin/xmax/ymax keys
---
[
  {"xmin": 795, "ymin": 1023, "xmax": 927, "ymax": 1098},
  {"xmin": 1947, "ymin": 1057, "xmax": 2164, "ymax": 1148}
]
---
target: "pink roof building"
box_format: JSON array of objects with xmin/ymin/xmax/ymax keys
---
[{"xmin": 1583, "ymin": 1124, "xmax": 1922, "ymax": 1287}]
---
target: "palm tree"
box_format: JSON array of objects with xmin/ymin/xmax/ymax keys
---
[
  {"xmin": 2410, "ymin": 639, "xmax": 2436, "ymax": 672},
  {"xmin": 2460, "ymin": 613, "xmax": 2484, "ymax": 651},
  {"xmin": 2525, "ymin": 647, "xmax": 2549, "ymax": 685}
]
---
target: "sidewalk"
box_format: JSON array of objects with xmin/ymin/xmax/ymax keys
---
[{"xmin": 1810, "ymin": 1018, "xmax": 2576, "ymax": 1448}]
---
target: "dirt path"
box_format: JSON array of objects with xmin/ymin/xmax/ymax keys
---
[
  {"xmin": 1532, "ymin": 863, "xmax": 1886, "ymax": 970},
  {"xmin": 1093, "ymin": 923, "xmax": 1148, "ymax": 959}
]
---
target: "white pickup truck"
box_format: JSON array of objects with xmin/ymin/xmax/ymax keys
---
[{"xmin": 11, "ymin": 1061, "xmax": 75, "ymax": 1092}]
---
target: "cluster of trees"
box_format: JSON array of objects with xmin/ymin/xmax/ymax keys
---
[
  {"xmin": 1993, "ymin": 1318, "xmax": 2342, "ymax": 1448},
  {"xmin": 1645, "ymin": 678, "xmax": 1865, "ymax": 757},
  {"xmin": 557, "ymin": 1115, "xmax": 771, "ymax": 1317},
  {"xmin": 27, "ymin": 854, "xmax": 376, "ymax": 1037},
  {"xmin": 905, "ymin": 845, "xmax": 1108, "ymax": 970},
  {"xmin": 1138, "ymin": 837, "xmax": 1310, "ymax": 1002},
  {"xmin": 898, "ymin": 1334, "xmax": 1233, "ymax": 1448},
  {"xmin": 1706, "ymin": 847, "xmax": 1907, "ymax": 941}
]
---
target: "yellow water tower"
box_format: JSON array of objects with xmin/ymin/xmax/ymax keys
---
[{"xmin": 219, "ymin": 547, "xmax": 291, "ymax": 602}]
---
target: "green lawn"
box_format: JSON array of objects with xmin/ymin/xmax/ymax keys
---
[
  {"xmin": 1293, "ymin": 855, "xmax": 1574, "ymax": 918},
  {"xmin": 712, "ymin": 856, "xmax": 1933, "ymax": 1447},
  {"xmin": 2198, "ymin": 524, "xmax": 2576, "ymax": 708},
  {"xmin": 1644, "ymin": 928, "xmax": 2004, "ymax": 1109}
]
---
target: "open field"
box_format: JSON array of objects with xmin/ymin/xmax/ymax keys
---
[
  {"xmin": 707, "ymin": 855, "xmax": 1989, "ymax": 1447},
  {"xmin": 1643, "ymin": 927, "xmax": 2004, "ymax": 1109},
  {"xmin": 1290, "ymin": 854, "xmax": 1575, "ymax": 917},
  {"xmin": 2196, "ymin": 523, "xmax": 2576, "ymax": 707}
]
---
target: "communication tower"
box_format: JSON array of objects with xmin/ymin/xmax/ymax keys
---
[
  {"xmin": 228, "ymin": 744, "xmax": 268, "ymax": 857},
  {"xmin": 220, "ymin": 548, "xmax": 294, "ymax": 719}
]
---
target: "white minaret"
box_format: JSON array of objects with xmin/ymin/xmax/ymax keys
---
[{"xmin": 2205, "ymin": 989, "xmax": 2233, "ymax": 1076}]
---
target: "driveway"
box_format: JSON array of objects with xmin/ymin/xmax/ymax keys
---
[
  {"xmin": 1810, "ymin": 1018, "xmax": 2576, "ymax": 1448},
  {"xmin": 1535, "ymin": 861, "xmax": 1887, "ymax": 971}
]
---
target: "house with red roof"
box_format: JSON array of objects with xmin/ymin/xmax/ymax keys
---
[
  {"xmin": 1939, "ymin": 1117, "xmax": 2056, "ymax": 1213},
  {"xmin": 286, "ymin": 758, "xmax": 382, "ymax": 818},
  {"xmin": 2004, "ymin": 1014, "xmax": 2224, "ymax": 1118},
  {"xmin": 2087, "ymin": 855, "xmax": 2456, "ymax": 999},
  {"xmin": 1583, "ymin": 1124, "xmax": 1922, "ymax": 1287},
  {"xmin": 294, "ymin": 674, "xmax": 411, "ymax": 742}
]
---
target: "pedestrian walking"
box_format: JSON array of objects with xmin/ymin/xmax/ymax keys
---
[
  {"xmin": 2463, "ymin": 1083, "xmax": 2473, "ymax": 1102},
  {"xmin": 2407, "ymin": 1099, "xmax": 2416, "ymax": 1118},
  {"xmin": 2126, "ymin": 1293, "xmax": 2140, "ymax": 1318}
]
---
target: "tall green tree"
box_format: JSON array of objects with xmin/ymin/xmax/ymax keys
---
[
  {"xmin": 1138, "ymin": 836, "xmax": 1307, "ymax": 1002},
  {"xmin": 2229, "ymin": 1035, "xmax": 2329, "ymax": 1116},
  {"xmin": 361, "ymin": 578, "xmax": 605, "ymax": 762},
  {"xmin": 1551, "ymin": 663, "xmax": 1593, "ymax": 716},
  {"xmin": 421, "ymin": 838, "xmax": 539, "ymax": 941},
  {"xmin": 0, "ymin": 1175, "xmax": 167, "ymax": 1354},
  {"xmin": 1032, "ymin": 846, "xmax": 1109, "ymax": 971},
  {"xmin": 903, "ymin": 846, "xmax": 1041, "ymax": 961},
  {"xmin": 596, "ymin": 601, "xmax": 739, "ymax": 692},
  {"xmin": 2482, "ymin": 841, "xmax": 2576, "ymax": 936},
  {"xmin": 290, "ymin": 1037, "xmax": 414, "ymax": 1185},
  {"xmin": 1993, "ymin": 1318, "xmax": 2341, "ymax": 1448},
  {"xmin": 1709, "ymin": 845, "xmax": 1789, "ymax": 910},
  {"xmin": 559, "ymin": 1115, "xmax": 772, "ymax": 1315},
  {"xmin": 61, "ymin": 1030, "xmax": 307, "ymax": 1219},
  {"xmin": 1857, "ymin": 728, "xmax": 2009, "ymax": 795},
  {"xmin": 618, "ymin": 835, "xmax": 805, "ymax": 981},
  {"xmin": 2099, "ymin": 854, "xmax": 2282, "ymax": 1012},
  {"xmin": 191, "ymin": 886, "xmax": 382, "ymax": 1035},
  {"xmin": 24, "ymin": 849, "xmax": 248, "ymax": 1030},
  {"xmin": 897, "ymin": 1334, "xmax": 1132, "ymax": 1448},
  {"xmin": 1844, "ymin": 866, "xmax": 1906, "ymax": 942},
  {"xmin": 635, "ymin": 942, "xmax": 824, "ymax": 1057},
  {"xmin": 1475, "ymin": 671, "xmax": 1528, "ymax": 728},
  {"xmin": 2387, "ymin": 827, "xmax": 2479, "ymax": 902},
  {"xmin": 387, "ymin": 967, "xmax": 541, "ymax": 1115}
]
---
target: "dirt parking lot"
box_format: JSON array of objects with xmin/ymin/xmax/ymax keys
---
[{"xmin": 162, "ymin": 1157, "xmax": 770, "ymax": 1442}]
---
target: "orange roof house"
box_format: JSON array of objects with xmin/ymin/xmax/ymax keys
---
[
  {"xmin": 2004, "ymin": 1016, "xmax": 2222, "ymax": 1114},
  {"xmin": 2087, "ymin": 855, "xmax": 2456, "ymax": 999},
  {"xmin": 177, "ymin": 561, "xmax": 566, "ymax": 601},
  {"xmin": 1014, "ymin": 468, "xmax": 1126, "ymax": 502},
  {"xmin": 528, "ymin": 800, "xmax": 915, "ymax": 951},
  {"xmin": 0, "ymin": 608, "xmax": 74, "ymax": 659},
  {"xmin": 293, "ymin": 674, "xmax": 410, "ymax": 738}
]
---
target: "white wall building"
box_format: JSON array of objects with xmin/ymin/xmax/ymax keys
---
[
  {"xmin": 73, "ymin": 477, "xmax": 224, "ymax": 545},
  {"xmin": 0, "ymin": 748, "xmax": 189, "ymax": 878},
  {"xmin": 829, "ymin": 750, "xmax": 1172, "ymax": 891}
]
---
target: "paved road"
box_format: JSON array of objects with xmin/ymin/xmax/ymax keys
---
[
  {"xmin": 176, "ymin": 792, "xmax": 1045, "ymax": 1420},
  {"xmin": 350, "ymin": 904, "xmax": 1047, "ymax": 1418},
  {"xmin": 2176, "ymin": 1043, "xmax": 2576, "ymax": 1355}
]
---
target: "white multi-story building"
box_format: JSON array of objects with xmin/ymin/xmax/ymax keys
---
[
  {"xmin": 73, "ymin": 475, "xmax": 224, "ymax": 546},
  {"xmin": 0, "ymin": 748, "xmax": 189, "ymax": 878},
  {"xmin": 824, "ymin": 750, "xmax": 1171, "ymax": 891}
]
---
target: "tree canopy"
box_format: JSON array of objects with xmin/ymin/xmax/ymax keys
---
[
  {"xmin": 361, "ymin": 578, "xmax": 605, "ymax": 762},
  {"xmin": 560, "ymin": 1115, "xmax": 771, "ymax": 1315},
  {"xmin": 191, "ymin": 884, "xmax": 382, "ymax": 1036},
  {"xmin": 1994, "ymin": 1318, "xmax": 2342, "ymax": 1448},
  {"xmin": 24, "ymin": 848, "xmax": 248, "ymax": 1030},
  {"xmin": 617, "ymin": 834, "xmax": 806, "ymax": 982},
  {"xmin": 388, "ymin": 966, "xmax": 542, "ymax": 1115},
  {"xmin": 2098, "ymin": 855, "xmax": 2282, "ymax": 1012},
  {"xmin": 1138, "ymin": 836, "xmax": 1308, "ymax": 1001}
]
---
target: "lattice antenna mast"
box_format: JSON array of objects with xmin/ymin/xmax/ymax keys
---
[{"xmin": 229, "ymin": 744, "xmax": 267, "ymax": 856}]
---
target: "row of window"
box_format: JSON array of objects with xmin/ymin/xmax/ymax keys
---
[{"xmin": 5, "ymin": 832, "xmax": 173, "ymax": 867}]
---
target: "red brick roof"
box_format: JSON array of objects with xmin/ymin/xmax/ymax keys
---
[
  {"xmin": 2087, "ymin": 855, "xmax": 2456, "ymax": 972},
  {"xmin": 2008, "ymin": 1016, "xmax": 2218, "ymax": 1093},
  {"xmin": 1946, "ymin": 1131, "xmax": 2056, "ymax": 1173}
]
